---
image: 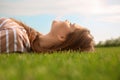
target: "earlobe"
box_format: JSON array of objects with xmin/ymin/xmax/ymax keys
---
[{"xmin": 57, "ymin": 35, "xmax": 65, "ymax": 41}]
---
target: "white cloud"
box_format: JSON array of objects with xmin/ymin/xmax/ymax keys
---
[
  {"xmin": 96, "ymin": 5, "xmax": 120, "ymax": 15},
  {"xmin": 0, "ymin": 0, "xmax": 120, "ymax": 23},
  {"xmin": 0, "ymin": 0, "xmax": 119, "ymax": 16},
  {"xmin": 95, "ymin": 15, "xmax": 120, "ymax": 23}
]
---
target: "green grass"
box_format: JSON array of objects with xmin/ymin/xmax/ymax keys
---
[{"xmin": 0, "ymin": 47, "xmax": 120, "ymax": 80}]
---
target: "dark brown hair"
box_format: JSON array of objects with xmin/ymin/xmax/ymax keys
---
[{"xmin": 46, "ymin": 28, "xmax": 95, "ymax": 52}]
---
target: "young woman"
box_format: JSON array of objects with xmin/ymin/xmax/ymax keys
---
[{"xmin": 0, "ymin": 18, "xmax": 94, "ymax": 53}]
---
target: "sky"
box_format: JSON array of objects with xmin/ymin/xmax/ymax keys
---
[{"xmin": 0, "ymin": 0, "xmax": 120, "ymax": 43}]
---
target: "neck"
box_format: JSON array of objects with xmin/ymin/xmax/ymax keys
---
[{"xmin": 40, "ymin": 32, "xmax": 60, "ymax": 49}]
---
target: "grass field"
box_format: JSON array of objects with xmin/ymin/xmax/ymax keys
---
[{"xmin": 0, "ymin": 47, "xmax": 120, "ymax": 80}]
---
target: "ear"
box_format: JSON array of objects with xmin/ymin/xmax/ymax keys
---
[{"xmin": 57, "ymin": 35, "xmax": 66, "ymax": 41}]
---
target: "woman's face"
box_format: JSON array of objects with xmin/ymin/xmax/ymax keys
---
[{"xmin": 50, "ymin": 20, "xmax": 83, "ymax": 41}]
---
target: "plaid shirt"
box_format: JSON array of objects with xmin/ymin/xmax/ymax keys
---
[{"xmin": 0, "ymin": 18, "xmax": 30, "ymax": 53}]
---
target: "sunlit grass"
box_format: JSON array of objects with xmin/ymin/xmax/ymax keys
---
[{"xmin": 0, "ymin": 47, "xmax": 120, "ymax": 80}]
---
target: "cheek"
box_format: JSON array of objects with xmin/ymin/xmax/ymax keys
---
[
  {"xmin": 57, "ymin": 26, "xmax": 71, "ymax": 36},
  {"xmin": 52, "ymin": 26, "xmax": 69, "ymax": 33}
]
